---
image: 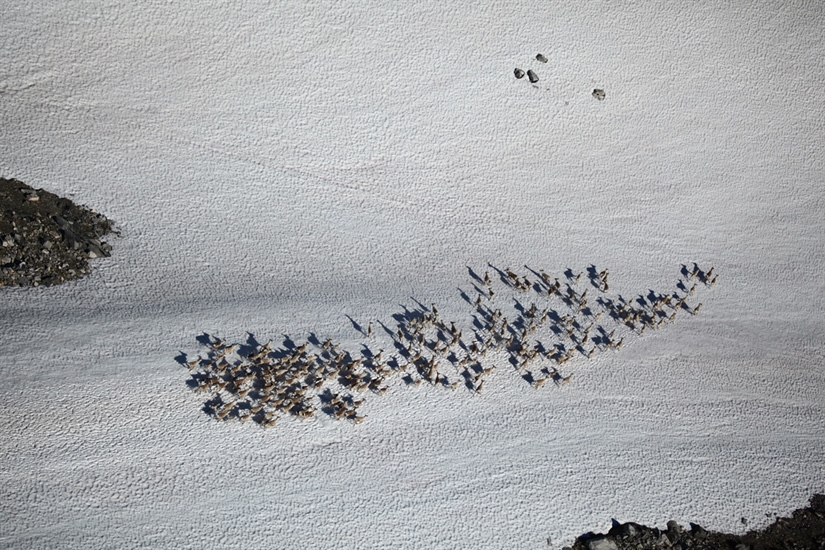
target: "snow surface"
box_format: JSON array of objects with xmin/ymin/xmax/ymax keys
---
[{"xmin": 2, "ymin": 1, "xmax": 825, "ymax": 548}]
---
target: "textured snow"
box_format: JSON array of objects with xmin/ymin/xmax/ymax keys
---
[{"xmin": 2, "ymin": 1, "xmax": 825, "ymax": 548}]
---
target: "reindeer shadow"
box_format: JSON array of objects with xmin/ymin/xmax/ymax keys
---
[
  {"xmin": 196, "ymin": 332, "xmax": 214, "ymax": 346},
  {"xmin": 523, "ymin": 264, "xmax": 544, "ymax": 282},
  {"xmin": 392, "ymin": 304, "xmax": 423, "ymax": 325},
  {"xmin": 345, "ymin": 315, "xmax": 366, "ymax": 336},
  {"xmin": 410, "ymin": 297, "xmax": 430, "ymax": 313},
  {"xmin": 376, "ymin": 319, "xmax": 396, "ymax": 338},
  {"xmin": 467, "ymin": 265, "xmax": 484, "ymax": 285},
  {"xmin": 586, "ymin": 264, "xmax": 607, "ymax": 290},
  {"xmin": 280, "ymin": 333, "xmax": 296, "ymax": 350},
  {"xmin": 486, "ymin": 262, "xmax": 512, "ymax": 287},
  {"xmin": 242, "ymin": 331, "xmax": 260, "ymax": 346}
]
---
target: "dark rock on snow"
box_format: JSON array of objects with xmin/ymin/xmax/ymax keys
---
[
  {"xmin": 569, "ymin": 494, "xmax": 825, "ymax": 550},
  {"xmin": 0, "ymin": 178, "xmax": 116, "ymax": 287}
]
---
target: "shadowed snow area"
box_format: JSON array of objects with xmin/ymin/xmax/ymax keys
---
[{"xmin": 1, "ymin": 1, "xmax": 824, "ymax": 548}]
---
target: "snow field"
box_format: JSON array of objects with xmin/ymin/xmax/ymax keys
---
[{"xmin": 2, "ymin": 0, "xmax": 825, "ymax": 548}]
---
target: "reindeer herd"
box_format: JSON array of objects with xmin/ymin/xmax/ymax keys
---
[{"xmin": 179, "ymin": 262, "xmax": 716, "ymax": 428}]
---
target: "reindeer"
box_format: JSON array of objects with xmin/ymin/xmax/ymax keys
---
[
  {"xmin": 249, "ymin": 348, "xmax": 270, "ymax": 363},
  {"xmin": 368, "ymin": 375, "xmax": 386, "ymax": 392},
  {"xmin": 216, "ymin": 402, "xmax": 235, "ymax": 420},
  {"xmin": 427, "ymin": 363, "xmax": 439, "ymax": 385},
  {"xmin": 451, "ymin": 332, "xmax": 462, "ymax": 346},
  {"xmin": 690, "ymin": 264, "xmax": 700, "ymax": 279}
]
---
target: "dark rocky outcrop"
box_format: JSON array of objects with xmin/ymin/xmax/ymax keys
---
[
  {"xmin": 566, "ymin": 494, "xmax": 825, "ymax": 550},
  {"xmin": 0, "ymin": 178, "xmax": 116, "ymax": 287}
]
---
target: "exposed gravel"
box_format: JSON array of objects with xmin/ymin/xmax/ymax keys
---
[
  {"xmin": 566, "ymin": 494, "xmax": 825, "ymax": 550},
  {"xmin": 0, "ymin": 178, "xmax": 116, "ymax": 287}
]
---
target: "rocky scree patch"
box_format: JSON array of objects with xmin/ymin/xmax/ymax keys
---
[
  {"xmin": 0, "ymin": 178, "xmax": 116, "ymax": 287},
  {"xmin": 567, "ymin": 493, "xmax": 825, "ymax": 550}
]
